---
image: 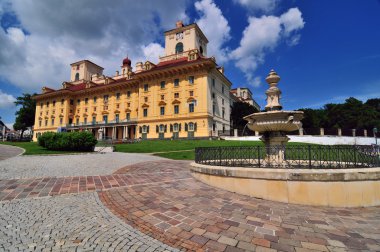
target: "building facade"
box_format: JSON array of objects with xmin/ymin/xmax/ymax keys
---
[
  {"xmin": 33, "ymin": 21, "xmax": 232, "ymax": 141},
  {"xmin": 230, "ymin": 87, "xmax": 260, "ymax": 111}
]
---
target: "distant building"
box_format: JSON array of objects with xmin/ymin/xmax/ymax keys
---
[
  {"xmin": 32, "ymin": 21, "xmax": 232, "ymax": 141},
  {"xmin": 230, "ymin": 87, "xmax": 260, "ymax": 111},
  {"xmin": 0, "ymin": 120, "xmax": 10, "ymax": 138}
]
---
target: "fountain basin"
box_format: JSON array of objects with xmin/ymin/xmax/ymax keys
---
[
  {"xmin": 244, "ymin": 110, "xmax": 304, "ymax": 133},
  {"xmin": 190, "ymin": 163, "xmax": 380, "ymax": 207}
]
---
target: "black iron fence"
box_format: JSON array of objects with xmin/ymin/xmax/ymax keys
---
[{"xmin": 195, "ymin": 145, "xmax": 380, "ymax": 169}]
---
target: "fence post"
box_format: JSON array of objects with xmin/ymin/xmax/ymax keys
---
[
  {"xmin": 219, "ymin": 147, "xmax": 222, "ymax": 166},
  {"xmin": 257, "ymin": 146, "xmax": 261, "ymax": 168},
  {"xmin": 364, "ymin": 129, "xmax": 367, "ymax": 137},
  {"xmin": 308, "ymin": 145, "xmax": 312, "ymax": 168},
  {"xmin": 352, "ymin": 129, "xmax": 356, "ymax": 137},
  {"xmin": 353, "ymin": 146, "xmax": 357, "ymax": 167},
  {"xmin": 320, "ymin": 128, "xmax": 324, "ymax": 136},
  {"xmin": 234, "ymin": 129, "xmax": 238, "ymax": 137},
  {"xmin": 299, "ymin": 128, "xmax": 304, "ymax": 136},
  {"xmin": 338, "ymin": 128, "xmax": 342, "ymax": 136}
]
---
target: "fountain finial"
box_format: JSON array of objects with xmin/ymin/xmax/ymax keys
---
[{"xmin": 265, "ymin": 69, "xmax": 282, "ymax": 111}]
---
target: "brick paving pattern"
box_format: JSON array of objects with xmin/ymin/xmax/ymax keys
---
[
  {"xmin": 0, "ymin": 169, "xmax": 189, "ymax": 201},
  {"xmin": 1, "ymin": 154, "xmax": 380, "ymax": 251},
  {"xmin": 100, "ymin": 160, "xmax": 380, "ymax": 251},
  {"xmin": 0, "ymin": 192, "xmax": 178, "ymax": 251}
]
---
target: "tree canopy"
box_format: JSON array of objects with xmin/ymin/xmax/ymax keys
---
[
  {"xmin": 298, "ymin": 97, "xmax": 380, "ymax": 130},
  {"xmin": 14, "ymin": 93, "xmax": 36, "ymax": 138},
  {"xmin": 231, "ymin": 101, "xmax": 259, "ymax": 133}
]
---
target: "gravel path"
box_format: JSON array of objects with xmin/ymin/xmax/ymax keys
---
[
  {"xmin": 0, "ymin": 152, "xmax": 164, "ymax": 179},
  {"xmin": 0, "ymin": 144, "xmax": 24, "ymax": 161},
  {"xmin": 0, "ymin": 192, "xmax": 177, "ymax": 252}
]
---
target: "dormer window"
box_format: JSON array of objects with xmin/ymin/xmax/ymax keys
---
[{"xmin": 175, "ymin": 42, "xmax": 183, "ymax": 54}]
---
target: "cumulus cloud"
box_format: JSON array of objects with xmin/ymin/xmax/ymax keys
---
[
  {"xmin": 195, "ymin": 0, "xmax": 231, "ymax": 63},
  {"xmin": 231, "ymin": 7, "xmax": 305, "ymax": 86},
  {"xmin": 0, "ymin": 90, "xmax": 16, "ymax": 108},
  {"xmin": 234, "ymin": 0, "xmax": 279, "ymax": 13},
  {"xmin": 141, "ymin": 43, "xmax": 165, "ymax": 63},
  {"xmin": 0, "ymin": 0, "xmax": 189, "ymax": 91}
]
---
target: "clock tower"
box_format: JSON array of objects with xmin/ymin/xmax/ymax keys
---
[{"xmin": 162, "ymin": 21, "xmax": 208, "ymax": 61}]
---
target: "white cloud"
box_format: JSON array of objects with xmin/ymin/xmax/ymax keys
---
[
  {"xmin": 195, "ymin": 0, "xmax": 231, "ymax": 63},
  {"xmin": 141, "ymin": 43, "xmax": 165, "ymax": 64},
  {"xmin": 5, "ymin": 123, "xmax": 13, "ymax": 130},
  {"xmin": 0, "ymin": 0, "xmax": 189, "ymax": 92},
  {"xmin": 0, "ymin": 90, "xmax": 16, "ymax": 108},
  {"xmin": 234, "ymin": 0, "xmax": 279, "ymax": 13},
  {"xmin": 280, "ymin": 7, "xmax": 305, "ymax": 35},
  {"xmin": 231, "ymin": 7, "xmax": 304, "ymax": 86}
]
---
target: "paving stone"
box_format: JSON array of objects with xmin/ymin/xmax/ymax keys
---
[
  {"xmin": 301, "ymin": 242, "xmax": 328, "ymax": 251},
  {"xmin": 0, "ymin": 192, "xmax": 177, "ymax": 251},
  {"xmin": 217, "ymin": 236, "xmax": 238, "ymax": 246},
  {"xmin": 1, "ymin": 158, "xmax": 380, "ymax": 252},
  {"xmin": 327, "ymin": 240, "xmax": 345, "ymax": 248},
  {"xmin": 237, "ymin": 241, "xmax": 256, "ymax": 251}
]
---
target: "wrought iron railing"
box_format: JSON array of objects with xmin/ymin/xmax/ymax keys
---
[{"xmin": 195, "ymin": 145, "xmax": 380, "ymax": 169}]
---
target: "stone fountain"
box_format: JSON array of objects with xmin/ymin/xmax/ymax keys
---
[{"xmin": 244, "ymin": 69, "xmax": 304, "ymax": 164}]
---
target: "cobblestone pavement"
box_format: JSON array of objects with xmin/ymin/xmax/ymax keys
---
[
  {"xmin": 0, "ymin": 152, "xmax": 164, "ymax": 179},
  {"xmin": 1, "ymin": 155, "xmax": 380, "ymax": 251},
  {"xmin": 0, "ymin": 144, "xmax": 24, "ymax": 161},
  {"xmin": 99, "ymin": 160, "xmax": 380, "ymax": 252},
  {"xmin": 0, "ymin": 192, "xmax": 178, "ymax": 252}
]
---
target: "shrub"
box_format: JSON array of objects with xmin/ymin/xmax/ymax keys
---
[
  {"xmin": 37, "ymin": 131, "xmax": 97, "ymax": 151},
  {"xmin": 37, "ymin": 132, "xmax": 55, "ymax": 148}
]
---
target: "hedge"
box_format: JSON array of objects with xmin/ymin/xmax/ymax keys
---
[{"xmin": 37, "ymin": 131, "xmax": 97, "ymax": 151}]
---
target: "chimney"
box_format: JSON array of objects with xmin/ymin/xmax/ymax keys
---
[{"xmin": 176, "ymin": 20, "xmax": 184, "ymax": 28}]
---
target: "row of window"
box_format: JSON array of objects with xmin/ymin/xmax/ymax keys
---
[
  {"xmin": 143, "ymin": 77, "xmax": 194, "ymax": 92},
  {"xmin": 40, "ymin": 76, "xmax": 197, "ymax": 108},
  {"xmin": 39, "ymin": 102, "xmax": 196, "ymax": 127},
  {"xmin": 139, "ymin": 122, "xmax": 197, "ymax": 134},
  {"xmin": 40, "ymin": 99, "xmax": 65, "ymax": 108},
  {"xmin": 144, "ymin": 103, "xmax": 194, "ymax": 117}
]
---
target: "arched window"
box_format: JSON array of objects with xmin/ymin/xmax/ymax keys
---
[
  {"xmin": 175, "ymin": 42, "xmax": 183, "ymax": 54},
  {"xmin": 75, "ymin": 73, "xmax": 80, "ymax": 81}
]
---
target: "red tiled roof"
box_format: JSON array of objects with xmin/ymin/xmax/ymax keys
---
[
  {"xmin": 68, "ymin": 82, "xmax": 86, "ymax": 91},
  {"xmin": 156, "ymin": 57, "xmax": 188, "ymax": 67}
]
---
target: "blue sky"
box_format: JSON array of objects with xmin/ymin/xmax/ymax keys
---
[{"xmin": 0, "ymin": 0, "xmax": 380, "ymax": 128}]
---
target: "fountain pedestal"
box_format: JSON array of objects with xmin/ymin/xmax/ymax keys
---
[
  {"xmin": 244, "ymin": 69, "xmax": 303, "ymax": 165},
  {"xmin": 260, "ymin": 131, "xmax": 289, "ymax": 164}
]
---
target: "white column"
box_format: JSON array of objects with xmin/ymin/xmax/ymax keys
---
[{"xmin": 126, "ymin": 126, "xmax": 129, "ymax": 139}]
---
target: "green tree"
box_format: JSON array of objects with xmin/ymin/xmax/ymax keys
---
[
  {"xmin": 300, "ymin": 97, "xmax": 380, "ymax": 132},
  {"xmin": 231, "ymin": 102, "xmax": 258, "ymax": 133},
  {"xmin": 298, "ymin": 108, "xmax": 327, "ymax": 128},
  {"xmin": 13, "ymin": 93, "xmax": 36, "ymax": 139}
]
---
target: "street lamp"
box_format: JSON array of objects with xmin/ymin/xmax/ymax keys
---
[{"xmin": 374, "ymin": 127, "xmax": 378, "ymax": 146}]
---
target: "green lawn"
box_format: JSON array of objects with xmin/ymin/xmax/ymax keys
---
[
  {"xmin": 0, "ymin": 141, "xmax": 90, "ymax": 155},
  {"xmin": 115, "ymin": 139, "xmax": 263, "ymax": 153},
  {"xmin": 115, "ymin": 140, "xmax": 308, "ymax": 160}
]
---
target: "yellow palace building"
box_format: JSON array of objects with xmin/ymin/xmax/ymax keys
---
[{"xmin": 32, "ymin": 21, "xmax": 232, "ymax": 141}]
